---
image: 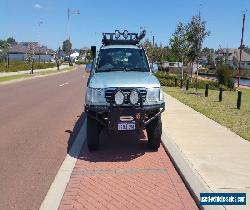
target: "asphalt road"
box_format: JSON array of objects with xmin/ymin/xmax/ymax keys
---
[{"xmin": 0, "ymin": 65, "xmax": 87, "ymax": 210}]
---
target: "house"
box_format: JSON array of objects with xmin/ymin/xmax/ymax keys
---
[
  {"xmin": 70, "ymin": 51, "xmax": 80, "ymax": 62},
  {"xmin": 8, "ymin": 42, "xmax": 55, "ymax": 62},
  {"xmin": 161, "ymin": 61, "xmax": 183, "ymax": 69},
  {"xmin": 215, "ymin": 48, "xmax": 250, "ymax": 69}
]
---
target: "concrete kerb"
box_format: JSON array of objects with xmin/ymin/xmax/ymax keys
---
[
  {"xmin": 39, "ymin": 115, "xmax": 87, "ymax": 210},
  {"xmin": 161, "ymin": 117, "xmax": 225, "ymax": 210}
]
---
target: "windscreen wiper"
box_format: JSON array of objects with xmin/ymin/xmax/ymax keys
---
[
  {"xmin": 97, "ymin": 67, "xmax": 125, "ymax": 72},
  {"xmin": 125, "ymin": 67, "xmax": 147, "ymax": 71}
]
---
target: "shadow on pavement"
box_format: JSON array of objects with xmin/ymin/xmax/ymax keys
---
[
  {"xmin": 78, "ymin": 129, "xmax": 155, "ymax": 162},
  {"xmin": 66, "ymin": 112, "xmax": 155, "ymax": 161},
  {"xmin": 66, "ymin": 112, "xmax": 86, "ymax": 154}
]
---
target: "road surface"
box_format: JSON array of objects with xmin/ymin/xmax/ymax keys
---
[{"xmin": 0, "ymin": 65, "xmax": 87, "ymax": 210}]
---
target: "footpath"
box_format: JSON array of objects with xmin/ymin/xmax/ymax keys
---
[
  {"xmin": 0, "ymin": 64, "xmax": 70, "ymax": 77},
  {"xmin": 161, "ymin": 93, "xmax": 250, "ymax": 210}
]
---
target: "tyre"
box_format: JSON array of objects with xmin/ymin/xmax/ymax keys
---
[
  {"xmin": 146, "ymin": 116, "xmax": 162, "ymax": 150},
  {"xmin": 87, "ymin": 115, "xmax": 100, "ymax": 151}
]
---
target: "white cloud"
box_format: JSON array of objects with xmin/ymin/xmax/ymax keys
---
[{"xmin": 34, "ymin": 3, "xmax": 42, "ymax": 9}]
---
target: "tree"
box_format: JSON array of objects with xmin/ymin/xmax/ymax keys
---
[
  {"xmin": 169, "ymin": 22, "xmax": 189, "ymax": 62},
  {"xmin": 62, "ymin": 39, "xmax": 72, "ymax": 64},
  {"xmin": 0, "ymin": 40, "xmax": 9, "ymax": 64},
  {"xmin": 169, "ymin": 22, "xmax": 189, "ymax": 78},
  {"xmin": 6, "ymin": 37, "xmax": 17, "ymax": 45},
  {"xmin": 62, "ymin": 39, "xmax": 72, "ymax": 54},
  {"xmin": 143, "ymin": 39, "xmax": 154, "ymax": 63},
  {"xmin": 232, "ymin": 55, "xmax": 238, "ymax": 70},
  {"xmin": 186, "ymin": 14, "xmax": 210, "ymax": 87},
  {"xmin": 143, "ymin": 39, "xmax": 170, "ymax": 65}
]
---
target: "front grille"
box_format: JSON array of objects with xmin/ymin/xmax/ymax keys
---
[{"xmin": 105, "ymin": 88, "xmax": 147, "ymax": 105}]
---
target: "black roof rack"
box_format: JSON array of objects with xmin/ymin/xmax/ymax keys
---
[{"xmin": 102, "ymin": 30, "xmax": 146, "ymax": 46}]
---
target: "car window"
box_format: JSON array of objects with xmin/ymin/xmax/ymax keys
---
[{"xmin": 97, "ymin": 48, "xmax": 149, "ymax": 72}]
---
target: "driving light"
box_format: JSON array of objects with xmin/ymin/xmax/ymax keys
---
[
  {"xmin": 123, "ymin": 30, "xmax": 129, "ymax": 39},
  {"xmin": 114, "ymin": 90, "xmax": 124, "ymax": 105},
  {"xmin": 115, "ymin": 30, "xmax": 120, "ymax": 39},
  {"xmin": 129, "ymin": 90, "xmax": 139, "ymax": 105}
]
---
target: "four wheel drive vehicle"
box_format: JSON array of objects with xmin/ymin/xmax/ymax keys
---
[{"xmin": 85, "ymin": 30, "xmax": 165, "ymax": 151}]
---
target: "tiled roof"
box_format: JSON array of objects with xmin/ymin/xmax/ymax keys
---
[
  {"xmin": 8, "ymin": 42, "xmax": 55, "ymax": 55},
  {"xmin": 216, "ymin": 48, "xmax": 250, "ymax": 62}
]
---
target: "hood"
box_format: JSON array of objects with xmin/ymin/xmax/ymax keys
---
[{"xmin": 89, "ymin": 71, "xmax": 160, "ymax": 89}]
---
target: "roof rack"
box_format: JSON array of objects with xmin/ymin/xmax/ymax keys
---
[{"xmin": 102, "ymin": 30, "xmax": 146, "ymax": 46}]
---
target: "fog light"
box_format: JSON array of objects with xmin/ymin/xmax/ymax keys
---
[
  {"xmin": 129, "ymin": 90, "xmax": 139, "ymax": 105},
  {"xmin": 114, "ymin": 90, "xmax": 124, "ymax": 105}
]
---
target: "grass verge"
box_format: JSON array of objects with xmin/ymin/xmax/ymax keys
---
[
  {"xmin": 0, "ymin": 66, "xmax": 75, "ymax": 83},
  {"xmin": 163, "ymin": 87, "xmax": 250, "ymax": 141}
]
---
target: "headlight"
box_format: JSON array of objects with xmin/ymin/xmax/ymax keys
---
[
  {"xmin": 129, "ymin": 89, "xmax": 139, "ymax": 105},
  {"xmin": 160, "ymin": 89, "xmax": 164, "ymax": 101},
  {"xmin": 114, "ymin": 90, "xmax": 124, "ymax": 105},
  {"xmin": 145, "ymin": 88, "xmax": 164, "ymax": 104},
  {"xmin": 86, "ymin": 88, "xmax": 106, "ymax": 105}
]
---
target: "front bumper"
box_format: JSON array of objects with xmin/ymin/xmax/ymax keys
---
[{"xmin": 85, "ymin": 103, "xmax": 165, "ymax": 131}]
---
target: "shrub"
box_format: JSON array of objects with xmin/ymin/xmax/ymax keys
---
[
  {"xmin": 0, "ymin": 61, "xmax": 56, "ymax": 72},
  {"xmin": 75, "ymin": 60, "xmax": 86, "ymax": 65},
  {"xmin": 155, "ymin": 71, "xmax": 222, "ymax": 90},
  {"xmin": 216, "ymin": 64, "xmax": 235, "ymax": 89}
]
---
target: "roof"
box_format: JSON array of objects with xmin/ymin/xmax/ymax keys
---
[
  {"xmin": 216, "ymin": 48, "xmax": 250, "ymax": 62},
  {"xmin": 100, "ymin": 45, "xmax": 140, "ymax": 50},
  {"xmin": 8, "ymin": 42, "xmax": 55, "ymax": 55}
]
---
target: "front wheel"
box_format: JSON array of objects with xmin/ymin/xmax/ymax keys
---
[
  {"xmin": 87, "ymin": 115, "xmax": 100, "ymax": 151},
  {"xmin": 146, "ymin": 116, "xmax": 162, "ymax": 150}
]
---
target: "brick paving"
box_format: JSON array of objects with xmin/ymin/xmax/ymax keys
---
[{"xmin": 60, "ymin": 130, "xmax": 198, "ymax": 210}]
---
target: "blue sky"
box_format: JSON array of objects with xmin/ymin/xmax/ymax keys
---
[{"xmin": 0, "ymin": 0, "xmax": 249, "ymax": 50}]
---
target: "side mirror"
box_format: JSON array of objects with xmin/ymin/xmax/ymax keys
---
[
  {"xmin": 91, "ymin": 46, "xmax": 96, "ymax": 59},
  {"xmin": 151, "ymin": 63, "xmax": 158, "ymax": 73}
]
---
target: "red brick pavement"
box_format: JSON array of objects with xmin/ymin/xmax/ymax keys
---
[{"xmin": 59, "ymin": 130, "xmax": 199, "ymax": 210}]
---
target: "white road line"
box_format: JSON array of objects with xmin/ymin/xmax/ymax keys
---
[
  {"xmin": 59, "ymin": 82, "xmax": 69, "ymax": 87},
  {"xmin": 39, "ymin": 115, "xmax": 87, "ymax": 210}
]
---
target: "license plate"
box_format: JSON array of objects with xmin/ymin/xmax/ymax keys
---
[{"xmin": 118, "ymin": 121, "xmax": 135, "ymax": 131}]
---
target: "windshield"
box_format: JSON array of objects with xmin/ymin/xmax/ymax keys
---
[{"xmin": 96, "ymin": 48, "xmax": 149, "ymax": 72}]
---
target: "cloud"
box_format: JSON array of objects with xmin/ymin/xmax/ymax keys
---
[{"xmin": 34, "ymin": 3, "xmax": 42, "ymax": 9}]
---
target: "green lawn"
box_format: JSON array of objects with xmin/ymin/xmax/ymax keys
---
[
  {"xmin": 163, "ymin": 87, "xmax": 250, "ymax": 141},
  {"xmin": 0, "ymin": 66, "xmax": 75, "ymax": 83}
]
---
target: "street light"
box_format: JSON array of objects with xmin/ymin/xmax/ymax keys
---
[
  {"xmin": 38, "ymin": 20, "xmax": 43, "ymax": 62},
  {"xmin": 67, "ymin": 8, "xmax": 80, "ymax": 41}
]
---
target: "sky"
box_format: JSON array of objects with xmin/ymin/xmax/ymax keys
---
[{"xmin": 0, "ymin": 0, "xmax": 249, "ymax": 50}]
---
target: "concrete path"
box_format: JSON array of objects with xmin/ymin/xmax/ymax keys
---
[
  {"xmin": 161, "ymin": 93, "xmax": 250, "ymax": 210},
  {"xmin": 0, "ymin": 64, "xmax": 70, "ymax": 77}
]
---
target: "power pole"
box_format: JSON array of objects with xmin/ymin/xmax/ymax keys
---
[
  {"xmin": 152, "ymin": 35, "xmax": 155, "ymax": 65},
  {"xmin": 67, "ymin": 8, "xmax": 70, "ymax": 41},
  {"xmin": 38, "ymin": 20, "xmax": 43, "ymax": 62},
  {"xmin": 238, "ymin": 12, "xmax": 246, "ymax": 87}
]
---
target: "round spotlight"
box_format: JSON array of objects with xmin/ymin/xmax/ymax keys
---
[
  {"xmin": 129, "ymin": 90, "xmax": 139, "ymax": 105},
  {"xmin": 114, "ymin": 90, "xmax": 124, "ymax": 105},
  {"xmin": 115, "ymin": 30, "xmax": 120, "ymax": 39},
  {"xmin": 123, "ymin": 30, "xmax": 128, "ymax": 39}
]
